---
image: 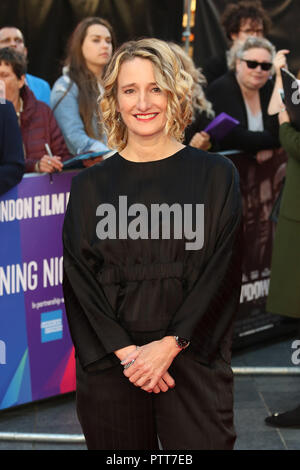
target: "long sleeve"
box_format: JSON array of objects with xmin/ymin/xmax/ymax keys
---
[
  {"xmin": 23, "ymin": 105, "xmax": 71, "ymax": 173},
  {"xmin": 219, "ymin": 125, "xmax": 279, "ymax": 153},
  {"xmin": 0, "ymin": 101, "xmax": 24, "ymax": 196},
  {"xmin": 165, "ymin": 162, "xmax": 242, "ymax": 353},
  {"xmin": 279, "ymin": 122, "xmax": 300, "ymax": 162},
  {"xmin": 51, "ymin": 77, "xmax": 110, "ymax": 156},
  {"xmin": 47, "ymin": 108, "xmax": 71, "ymax": 161},
  {"xmin": 63, "ymin": 172, "xmax": 133, "ymax": 370}
]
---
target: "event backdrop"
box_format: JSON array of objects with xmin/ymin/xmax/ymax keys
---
[
  {"xmin": 225, "ymin": 149, "xmax": 294, "ymax": 347},
  {"xmin": 0, "ymin": 171, "xmax": 78, "ymax": 410},
  {"xmin": 0, "ymin": 155, "xmax": 295, "ymax": 410}
]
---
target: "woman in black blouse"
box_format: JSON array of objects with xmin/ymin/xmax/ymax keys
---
[
  {"xmin": 207, "ymin": 36, "xmax": 280, "ymax": 162},
  {"xmin": 63, "ymin": 38, "xmax": 242, "ymax": 450}
]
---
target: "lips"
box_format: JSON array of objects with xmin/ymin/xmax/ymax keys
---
[{"xmin": 134, "ymin": 113, "xmax": 158, "ymax": 121}]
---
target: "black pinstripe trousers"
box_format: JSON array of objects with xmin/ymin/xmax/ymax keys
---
[{"xmin": 75, "ymin": 351, "xmax": 236, "ymax": 450}]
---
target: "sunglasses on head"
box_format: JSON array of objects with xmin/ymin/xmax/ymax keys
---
[{"xmin": 241, "ymin": 59, "xmax": 272, "ymax": 71}]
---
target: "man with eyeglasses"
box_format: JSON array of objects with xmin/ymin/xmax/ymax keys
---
[
  {"xmin": 203, "ymin": 1, "xmax": 271, "ymax": 85},
  {"xmin": 0, "ymin": 26, "xmax": 51, "ymax": 105}
]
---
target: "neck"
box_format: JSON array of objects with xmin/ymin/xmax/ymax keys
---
[
  {"xmin": 121, "ymin": 134, "xmax": 184, "ymax": 162},
  {"xmin": 11, "ymin": 95, "xmax": 21, "ymax": 113}
]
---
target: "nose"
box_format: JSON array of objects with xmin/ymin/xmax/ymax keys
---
[
  {"xmin": 250, "ymin": 63, "xmax": 264, "ymax": 72},
  {"xmin": 137, "ymin": 90, "xmax": 151, "ymax": 111}
]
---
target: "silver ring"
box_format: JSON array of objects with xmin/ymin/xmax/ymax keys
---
[
  {"xmin": 123, "ymin": 359, "xmax": 135, "ymax": 370},
  {"xmin": 48, "ymin": 159, "xmax": 51, "ymax": 165}
]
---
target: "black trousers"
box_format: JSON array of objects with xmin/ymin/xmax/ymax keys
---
[{"xmin": 75, "ymin": 352, "xmax": 236, "ymax": 450}]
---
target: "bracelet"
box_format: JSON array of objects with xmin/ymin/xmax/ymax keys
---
[{"xmin": 35, "ymin": 161, "xmax": 40, "ymax": 172}]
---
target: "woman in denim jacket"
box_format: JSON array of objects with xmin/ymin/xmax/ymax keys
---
[{"xmin": 50, "ymin": 17, "xmax": 116, "ymax": 161}]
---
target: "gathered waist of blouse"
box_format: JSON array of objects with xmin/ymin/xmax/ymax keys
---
[{"xmin": 96, "ymin": 261, "xmax": 186, "ymax": 286}]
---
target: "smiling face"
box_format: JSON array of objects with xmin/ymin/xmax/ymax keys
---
[
  {"xmin": 116, "ymin": 57, "xmax": 168, "ymax": 142},
  {"xmin": 236, "ymin": 47, "xmax": 272, "ymax": 90},
  {"xmin": 81, "ymin": 23, "xmax": 113, "ymax": 74}
]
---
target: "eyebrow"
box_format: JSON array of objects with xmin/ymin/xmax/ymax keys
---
[
  {"xmin": 88, "ymin": 34, "xmax": 111, "ymax": 39},
  {"xmin": 0, "ymin": 36, "xmax": 24, "ymax": 42},
  {"xmin": 121, "ymin": 82, "xmax": 157, "ymax": 89}
]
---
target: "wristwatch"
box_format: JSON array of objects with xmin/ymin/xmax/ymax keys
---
[{"xmin": 174, "ymin": 336, "xmax": 190, "ymax": 350}]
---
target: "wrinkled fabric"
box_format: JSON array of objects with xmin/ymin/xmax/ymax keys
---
[
  {"xmin": 20, "ymin": 85, "xmax": 70, "ymax": 172},
  {"xmin": 63, "ymin": 146, "xmax": 242, "ymax": 371}
]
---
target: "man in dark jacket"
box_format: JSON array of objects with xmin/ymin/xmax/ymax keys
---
[{"xmin": 0, "ymin": 100, "xmax": 24, "ymax": 196}]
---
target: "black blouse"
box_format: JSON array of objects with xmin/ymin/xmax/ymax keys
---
[{"xmin": 63, "ymin": 146, "xmax": 242, "ymax": 371}]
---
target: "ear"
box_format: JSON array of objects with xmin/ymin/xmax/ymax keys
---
[{"xmin": 230, "ymin": 32, "xmax": 238, "ymax": 42}]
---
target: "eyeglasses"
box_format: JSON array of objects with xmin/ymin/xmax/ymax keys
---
[
  {"xmin": 241, "ymin": 59, "xmax": 272, "ymax": 71},
  {"xmin": 239, "ymin": 28, "xmax": 264, "ymax": 36}
]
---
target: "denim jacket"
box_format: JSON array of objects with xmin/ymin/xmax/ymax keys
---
[{"xmin": 50, "ymin": 73, "xmax": 110, "ymax": 156}]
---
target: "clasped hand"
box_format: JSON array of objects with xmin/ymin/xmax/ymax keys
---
[{"xmin": 120, "ymin": 337, "xmax": 180, "ymax": 394}]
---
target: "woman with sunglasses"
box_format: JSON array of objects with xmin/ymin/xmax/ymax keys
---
[{"xmin": 207, "ymin": 36, "xmax": 280, "ymax": 163}]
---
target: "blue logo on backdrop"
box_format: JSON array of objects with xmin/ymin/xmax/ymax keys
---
[{"xmin": 40, "ymin": 310, "xmax": 63, "ymax": 343}]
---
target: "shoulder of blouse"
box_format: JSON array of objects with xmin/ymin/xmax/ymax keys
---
[
  {"xmin": 72, "ymin": 152, "xmax": 119, "ymax": 186},
  {"xmin": 185, "ymin": 145, "xmax": 236, "ymax": 170},
  {"xmin": 51, "ymin": 74, "xmax": 78, "ymax": 100}
]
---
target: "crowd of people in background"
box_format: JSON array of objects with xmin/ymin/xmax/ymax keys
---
[
  {"xmin": 0, "ymin": 0, "xmax": 290, "ymax": 186},
  {"xmin": 0, "ymin": 0, "xmax": 299, "ymax": 429}
]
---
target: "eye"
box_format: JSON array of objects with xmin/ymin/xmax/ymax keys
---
[
  {"xmin": 124, "ymin": 89, "xmax": 134, "ymax": 94},
  {"xmin": 152, "ymin": 87, "xmax": 161, "ymax": 93}
]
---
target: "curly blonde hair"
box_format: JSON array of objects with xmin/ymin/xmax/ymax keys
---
[
  {"xmin": 101, "ymin": 38, "xmax": 194, "ymax": 151},
  {"xmin": 168, "ymin": 43, "xmax": 214, "ymax": 120}
]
